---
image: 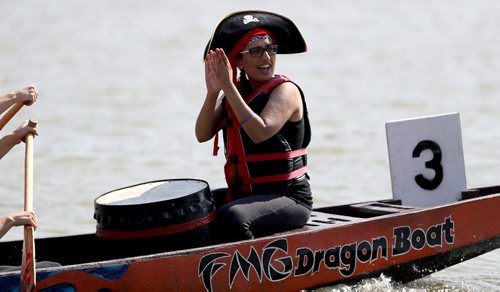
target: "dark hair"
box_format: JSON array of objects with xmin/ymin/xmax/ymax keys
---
[{"xmin": 238, "ymin": 69, "xmax": 252, "ymax": 97}]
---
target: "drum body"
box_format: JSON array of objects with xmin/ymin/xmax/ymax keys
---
[{"xmin": 94, "ymin": 179, "xmax": 214, "ymax": 241}]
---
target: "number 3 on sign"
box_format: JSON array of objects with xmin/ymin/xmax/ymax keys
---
[
  {"xmin": 386, "ymin": 113, "xmax": 467, "ymax": 207},
  {"xmin": 412, "ymin": 140, "xmax": 443, "ymax": 190}
]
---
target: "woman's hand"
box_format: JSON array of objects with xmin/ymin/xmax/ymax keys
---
[
  {"xmin": 0, "ymin": 211, "xmax": 38, "ymax": 239},
  {"xmin": 0, "ymin": 120, "xmax": 39, "ymax": 159},
  {"xmin": 14, "ymin": 120, "xmax": 39, "ymax": 144},
  {"xmin": 8, "ymin": 211, "xmax": 38, "ymax": 229},
  {"xmin": 205, "ymin": 54, "xmax": 221, "ymax": 98},
  {"xmin": 206, "ymin": 49, "xmax": 234, "ymax": 92},
  {"xmin": 14, "ymin": 85, "xmax": 39, "ymax": 106}
]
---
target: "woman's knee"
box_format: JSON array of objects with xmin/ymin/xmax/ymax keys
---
[{"xmin": 216, "ymin": 204, "xmax": 253, "ymax": 239}]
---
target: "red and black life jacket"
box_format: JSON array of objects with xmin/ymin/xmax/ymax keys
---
[{"xmin": 213, "ymin": 75, "xmax": 311, "ymax": 202}]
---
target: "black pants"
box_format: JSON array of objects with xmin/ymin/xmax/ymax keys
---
[{"xmin": 212, "ymin": 189, "xmax": 311, "ymax": 241}]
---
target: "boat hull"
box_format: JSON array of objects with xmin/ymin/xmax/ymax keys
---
[{"xmin": 1, "ymin": 188, "xmax": 499, "ymax": 291}]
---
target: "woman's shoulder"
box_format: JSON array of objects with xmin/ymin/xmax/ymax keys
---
[{"xmin": 272, "ymin": 79, "xmax": 302, "ymax": 97}]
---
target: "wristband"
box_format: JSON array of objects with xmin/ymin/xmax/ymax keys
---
[{"xmin": 240, "ymin": 113, "xmax": 253, "ymax": 125}]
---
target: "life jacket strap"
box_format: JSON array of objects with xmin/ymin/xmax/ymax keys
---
[
  {"xmin": 238, "ymin": 148, "xmax": 307, "ymax": 162},
  {"xmin": 245, "ymin": 166, "xmax": 308, "ymax": 185},
  {"xmin": 213, "ymin": 132, "xmax": 220, "ymax": 156},
  {"xmin": 212, "ymin": 119, "xmax": 227, "ymax": 156}
]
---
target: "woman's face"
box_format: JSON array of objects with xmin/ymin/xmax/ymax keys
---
[{"xmin": 237, "ymin": 38, "xmax": 276, "ymax": 88}]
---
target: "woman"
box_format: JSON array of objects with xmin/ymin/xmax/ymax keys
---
[{"xmin": 195, "ymin": 11, "xmax": 312, "ymax": 240}]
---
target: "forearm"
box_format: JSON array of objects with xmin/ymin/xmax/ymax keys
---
[
  {"xmin": 0, "ymin": 92, "xmax": 20, "ymax": 115},
  {"xmin": 195, "ymin": 93, "xmax": 222, "ymax": 142},
  {"xmin": 0, "ymin": 132, "xmax": 19, "ymax": 159},
  {"xmin": 0, "ymin": 216, "xmax": 13, "ymax": 239},
  {"xmin": 222, "ymin": 85, "xmax": 271, "ymax": 143}
]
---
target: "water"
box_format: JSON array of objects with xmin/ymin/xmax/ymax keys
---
[{"xmin": 1, "ymin": 0, "xmax": 499, "ymax": 290}]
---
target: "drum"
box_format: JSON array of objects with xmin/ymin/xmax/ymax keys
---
[{"xmin": 94, "ymin": 179, "xmax": 215, "ymax": 240}]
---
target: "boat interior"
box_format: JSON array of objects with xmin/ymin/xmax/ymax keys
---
[
  {"xmin": 1, "ymin": 186, "xmax": 498, "ymax": 270},
  {"xmin": 306, "ymin": 199, "xmax": 415, "ymax": 230}
]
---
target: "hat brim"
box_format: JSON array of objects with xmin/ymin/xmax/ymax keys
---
[{"xmin": 203, "ymin": 10, "xmax": 307, "ymax": 60}]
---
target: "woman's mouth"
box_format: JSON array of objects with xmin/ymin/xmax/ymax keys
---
[{"xmin": 258, "ymin": 64, "xmax": 272, "ymax": 73}]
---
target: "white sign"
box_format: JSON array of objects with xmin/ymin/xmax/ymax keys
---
[{"xmin": 385, "ymin": 113, "xmax": 467, "ymax": 207}]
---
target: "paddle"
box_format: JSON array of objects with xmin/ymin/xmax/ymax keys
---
[
  {"xmin": 0, "ymin": 102, "xmax": 24, "ymax": 131},
  {"xmin": 20, "ymin": 120, "xmax": 37, "ymax": 292}
]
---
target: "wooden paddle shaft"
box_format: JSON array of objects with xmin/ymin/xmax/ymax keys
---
[
  {"xmin": 21, "ymin": 120, "xmax": 37, "ymax": 292},
  {"xmin": 0, "ymin": 102, "xmax": 23, "ymax": 131},
  {"xmin": 24, "ymin": 121, "xmax": 36, "ymax": 211}
]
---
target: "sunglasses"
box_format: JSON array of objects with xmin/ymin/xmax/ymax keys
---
[{"xmin": 240, "ymin": 45, "xmax": 279, "ymax": 57}]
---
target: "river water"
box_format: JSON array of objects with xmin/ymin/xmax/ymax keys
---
[{"xmin": 1, "ymin": 0, "xmax": 499, "ymax": 290}]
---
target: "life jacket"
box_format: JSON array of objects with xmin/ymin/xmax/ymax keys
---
[{"xmin": 213, "ymin": 75, "xmax": 311, "ymax": 202}]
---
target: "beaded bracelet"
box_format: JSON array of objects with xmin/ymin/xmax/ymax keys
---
[{"xmin": 240, "ymin": 113, "xmax": 253, "ymax": 125}]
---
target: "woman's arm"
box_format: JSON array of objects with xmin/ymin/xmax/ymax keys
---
[
  {"xmin": 208, "ymin": 49, "xmax": 303, "ymax": 144},
  {"xmin": 0, "ymin": 120, "xmax": 39, "ymax": 159},
  {"xmin": 195, "ymin": 57, "xmax": 225, "ymax": 142},
  {"xmin": 0, "ymin": 85, "xmax": 39, "ymax": 114},
  {"xmin": 0, "ymin": 211, "xmax": 38, "ymax": 239},
  {"xmin": 195, "ymin": 92, "xmax": 224, "ymax": 142}
]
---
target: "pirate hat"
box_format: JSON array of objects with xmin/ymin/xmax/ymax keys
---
[{"xmin": 203, "ymin": 10, "xmax": 307, "ymax": 59}]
